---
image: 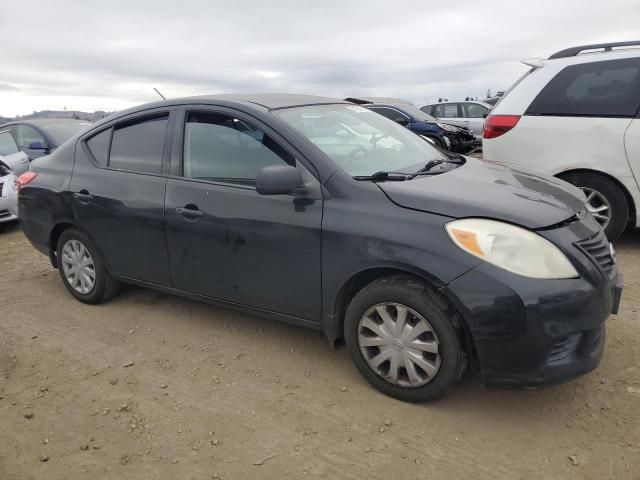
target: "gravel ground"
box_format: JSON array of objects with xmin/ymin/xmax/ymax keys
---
[{"xmin": 0, "ymin": 221, "xmax": 639, "ymax": 479}]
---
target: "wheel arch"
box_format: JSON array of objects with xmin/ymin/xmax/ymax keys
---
[
  {"xmin": 326, "ymin": 266, "xmax": 478, "ymax": 369},
  {"xmin": 555, "ymin": 168, "xmax": 636, "ymax": 225},
  {"xmin": 48, "ymin": 221, "xmax": 99, "ymax": 269}
]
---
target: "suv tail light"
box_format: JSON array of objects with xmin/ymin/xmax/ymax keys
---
[
  {"xmin": 17, "ymin": 171, "xmax": 38, "ymax": 192},
  {"xmin": 483, "ymin": 115, "xmax": 521, "ymax": 139}
]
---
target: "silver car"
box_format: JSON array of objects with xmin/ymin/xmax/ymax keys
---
[
  {"xmin": 0, "ymin": 129, "xmax": 30, "ymax": 175},
  {"xmin": 0, "ymin": 159, "xmax": 18, "ymax": 230},
  {"xmin": 420, "ymin": 101, "xmax": 493, "ymax": 143}
]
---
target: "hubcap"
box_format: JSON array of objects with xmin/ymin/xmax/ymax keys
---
[
  {"xmin": 357, "ymin": 303, "xmax": 441, "ymax": 388},
  {"xmin": 61, "ymin": 239, "xmax": 96, "ymax": 295},
  {"xmin": 581, "ymin": 187, "xmax": 611, "ymax": 229}
]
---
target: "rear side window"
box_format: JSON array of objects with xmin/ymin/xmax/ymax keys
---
[
  {"xmin": 463, "ymin": 103, "xmax": 489, "ymax": 118},
  {"xmin": 526, "ymin": 58, "xmax": 640, "ymax": 117},
  {"xmin": 183, "ymin": 111, "xmax": 293, "ymax": 186},
  {"xmin": 86, "ymin": 129, "xmax": 111, "ymax": 167},
  {"xmin": 109, "ymin": 116, "xmax": 168, "ymax": 173}
]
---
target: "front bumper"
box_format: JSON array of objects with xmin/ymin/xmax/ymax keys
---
[
  {"xmin": 442, "ymin": 216, "xmax": 622, "ymax": 389},
  {"xmin": 0, "ymin": 177, "xmax": 18, "ymax": 223},
  {"xmin": 446, "ymin": 133, "xmax": 476, "ymax": 154}
]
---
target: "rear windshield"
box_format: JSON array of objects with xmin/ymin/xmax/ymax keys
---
[{"xmin": 526, "ymin": 57, "xmax": 640, "ymax": 117}]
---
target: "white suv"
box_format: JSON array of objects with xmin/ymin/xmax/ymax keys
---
[{"xmin": 483, "ymin": 41, "xmax": 640, "ymax": 241}]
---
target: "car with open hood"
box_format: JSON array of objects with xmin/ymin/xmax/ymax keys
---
[{"xmin": 18, "ymin": 94, "xmax": 622, "ymax": 402}]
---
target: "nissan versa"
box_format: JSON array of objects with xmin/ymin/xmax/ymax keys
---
[{"xmin": 18, "ymin": 94, "xmax": 623, "ymax": 402}]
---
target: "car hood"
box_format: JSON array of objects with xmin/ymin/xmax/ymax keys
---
[{"xmin": 377, "ymin": 158, "xmax": 586, "ymax": 229}]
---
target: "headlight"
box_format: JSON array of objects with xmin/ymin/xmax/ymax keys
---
[
  {"xmin": 445, "ymin": 218, "xmax": 578, "ymax": 279},
  {"xmin": 437, "ymin": 123, "xmax": 457, "ymax": 132}
]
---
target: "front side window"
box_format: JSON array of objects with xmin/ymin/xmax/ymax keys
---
[
  {"xmin": 464, "ymin": 103, "xmax": 489, "ymax": 118},
  {"xmin": 0, "ymin": 130, "xmax": 19, "ymax": 155},
  {"xmin": 526, "ymin": 58, "xmax": 640, "ymax": 117},
  {"xmin": 183, "ymin": 111, "xmax": 293, "ymax": 186},
  {"xmin": 109, "ymin": 116, "xmax": 168, "ymax": 174},
  {"xmin": 15, "ymin": 125, "xmax": 45, "ymax": 149},
  {"xmin": 274, "ymin": 104, "xmax": 444, "ymax": 177}
]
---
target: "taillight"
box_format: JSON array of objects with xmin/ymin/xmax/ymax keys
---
[
  {"xmin": 17, "ymin": 171, "xmax": 38, "ymax": 192},
  {"xmin": 483, "ymin": 115, "xmax": 521, "ymax": 139}
]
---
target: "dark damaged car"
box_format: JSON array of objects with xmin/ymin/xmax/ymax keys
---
[{"xmin": 18, "ymin": 94, "xmax": 622, "ymax": 402}]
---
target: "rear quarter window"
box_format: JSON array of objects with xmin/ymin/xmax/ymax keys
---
[
  {"xmin": 85, "ymin": 129, "xmax": 111, "ymax": 167},
  {"xmin": 526, "ymin": 57, "xmax": 640, "ymax": 117}
]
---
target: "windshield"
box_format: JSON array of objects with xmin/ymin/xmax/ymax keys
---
[
  {"xmin": 39, "ymin": 120, "xmax": 92, "ymax": 144},
  {"xmin": 390, "ymin": 103, "xmax": 437, "ymax": 122},
  {"xmin": 274, "ymin": 104, "xmax": 444, "ymax": 176}
]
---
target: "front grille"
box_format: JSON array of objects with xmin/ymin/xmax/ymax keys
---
[{"xmin": 577, "ymin": 231, "xmax": 615, "ymax": 276}]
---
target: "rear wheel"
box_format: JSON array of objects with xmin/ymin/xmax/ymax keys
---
[
  {"xmin": 560, "ymin": 172, "xmax": 628, "ymax": 241},
  {"xmin": 56, "ymin": 228, "xmax": 120, "ymax": 304},
  {"xmin": 344, "ymin": 275, "xmax": 465, "ymax": 402}
]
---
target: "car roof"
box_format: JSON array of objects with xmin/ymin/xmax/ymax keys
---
[
  {"xmin": 423, "ymin": 101, "xmax": 493, "ymax": 107},
  {"xmin": 134, "ymin": 93, "xmax": 346, "ymax": 112}
]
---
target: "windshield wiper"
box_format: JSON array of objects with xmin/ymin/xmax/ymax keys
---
[
  {"xmin": 353, "ymin": 171, "xmax": 413, "ymax": 182},
  {"xmin": 354, "ymin": 157, "xmax": 464, "ymax": 182}
]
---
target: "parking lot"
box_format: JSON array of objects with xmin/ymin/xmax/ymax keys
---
[{"xmin": 0, "ymin": 222, "xmax": 637, "ymax": 479}]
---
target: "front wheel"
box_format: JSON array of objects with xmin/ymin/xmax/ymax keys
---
[
  {"xmin": 560, "ymin": 172, "xmax": 628, "ymax": 241},
  {"xmin": 344, "ymin": 276, "xmax": 464, "ymax": 402}
]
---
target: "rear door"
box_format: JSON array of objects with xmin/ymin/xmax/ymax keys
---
[
  {"xmin": 460, "ymin": 103, "xmax": 490, "ymax": 138},
  {"xmin": 164, "ymin": 107, "xmax": 323, "ymax": 320},
  {"xmin": 70, "ymin": 110, "xmax": 174, "ymax": 285}
]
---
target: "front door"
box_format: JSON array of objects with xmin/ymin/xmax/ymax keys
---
[{"xmin": 164, "ymin": 109, "xmax": 323, "ymax": 320}]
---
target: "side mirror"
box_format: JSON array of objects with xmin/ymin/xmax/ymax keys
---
[
  {"xmin": 256, "ymin": 165, "xmax": 303, "ymax": 195},
  {"xmin": 394, "ymin": 117, "xmax": 409, "ymax": 126},
  {"xmin": 28, "ymin": 141, "xmax": 46, "ymax": 149},
  {"xmin": 483, "ymin": 112, "xmax": 489, "ymax": 119}
]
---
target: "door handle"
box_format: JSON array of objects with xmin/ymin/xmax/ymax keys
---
[
  {"xmin": 176, "ymin": 206, "xmax": 204, "ymax": 218},
  {"xmin": 73, "ymin": 191, "xmax": 93, "ymax": 202}
]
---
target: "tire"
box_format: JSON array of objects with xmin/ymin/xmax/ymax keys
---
[
  {"xmin": 344, "ymin": 275, "xmax": 465, "ymax": 403},
  {"xmin": 560, "ymin": 172, "xmax": 628, "ymax": 241},
  {"xmin": 56, "ymin": 228, "xmax": 120, "ymax": 304}
]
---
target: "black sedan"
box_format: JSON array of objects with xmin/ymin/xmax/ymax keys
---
[{"xmin": 18, "ymin": 94, "xmax": 622, "ymax": 402}]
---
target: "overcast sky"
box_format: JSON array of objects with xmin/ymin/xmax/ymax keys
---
[{"xmin": 1, "ymin": 0, "xmax": 638, "ymax": 117}]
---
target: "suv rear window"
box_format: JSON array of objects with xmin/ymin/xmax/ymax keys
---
[{"xmin": 526, "ymin": 58, "xmax": 640, "ymax": 117}]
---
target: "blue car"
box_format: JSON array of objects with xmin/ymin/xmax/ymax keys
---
[
  {"xmin": 346, "ymin": 98, "xmax": 476, "ymax": 154},
  {"xmin": 0, "ymin": 118, "xmax": 92, "ymax": 160}
]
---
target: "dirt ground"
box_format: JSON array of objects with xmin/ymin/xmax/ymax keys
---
[{"xmin": 0, "ymin": 222, "xmax": 639, "ymax": 480}]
